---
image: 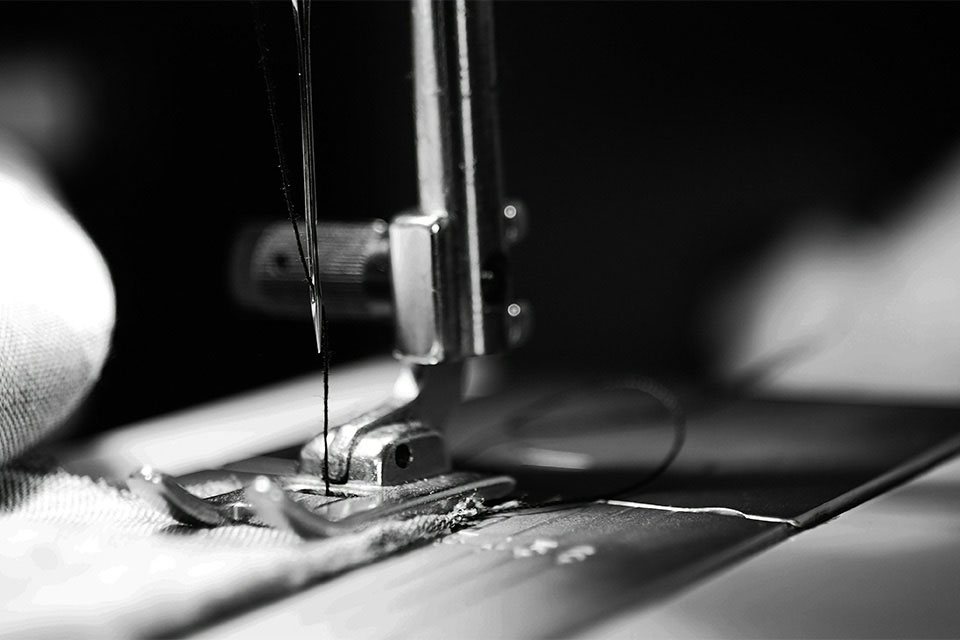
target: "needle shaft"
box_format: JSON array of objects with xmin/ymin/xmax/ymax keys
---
[{"xmin": 292, "ymin": 0, "xmax": 323, "ymax": 352}]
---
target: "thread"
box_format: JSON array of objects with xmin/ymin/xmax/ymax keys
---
[
  {"xmin": 460, "ymin": 376, "xmax": 687, "ymax": 509},
  {"xmin": 251, "ymin": 2, "xmax": 311, "ymax": 290},
  {"xmin": 507, "ymin": 377, "xmax": 687, "ymax": 503},
  {"xmin": 252, "ymin": 1, "xmax": 331, "ymax": 495}
]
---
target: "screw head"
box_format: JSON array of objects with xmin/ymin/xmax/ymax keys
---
[
  {"xmin": 502, "ymin": 200, "xmax": 529, "ymax": 246},
  {"xmin": 506, "ymin": 300, "xmax": 533, "ymax": 347}
]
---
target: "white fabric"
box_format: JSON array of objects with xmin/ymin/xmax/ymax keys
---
[
  {"xmin": 0, "ymin": 138, "xmax": 114, "ymax": 463},
  {"xmin": 0, "ymin": 141, "xmax": 479, "ymax": 637},
  {"xmin": 0, "ymin": 461, "xmax": 477, "ymax": 638}
]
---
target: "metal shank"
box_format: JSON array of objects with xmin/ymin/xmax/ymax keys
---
[
  {"xmin": 299, "ymin": 362, "xmax": 463, "ymax": 484},
  {"xmin": 396, "ymin": 0, "xmax": 511, "ymax": 363},
  {"xmin": 301, "ymin": 0, "xmax": 511, "ymax": 486}
]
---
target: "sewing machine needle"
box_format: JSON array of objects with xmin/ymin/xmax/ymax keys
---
[{"xmin": 292, "ymin": 0, "xmax": 323, "ymax": 352}]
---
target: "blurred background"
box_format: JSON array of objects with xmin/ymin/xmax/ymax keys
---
[{"xmin": 3, "ymin": 1, "xmax": 960, "ymax": 440}]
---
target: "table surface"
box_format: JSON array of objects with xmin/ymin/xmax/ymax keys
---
[
  {"xmin": 583, "ymin": 452, "xmax": 960, "ymax": 639},
  {"xmin": 51, "ymin": 357, "xmax": 960, "ymax": 638}
]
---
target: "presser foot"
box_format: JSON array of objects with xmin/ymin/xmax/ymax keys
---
[
  {"xmin": 128, "ymin": 465, "xmax": 514, "ymax": 538},
  {"xmin": 127, "ymin": 362, "xmax": 514, "ymax": 536}
]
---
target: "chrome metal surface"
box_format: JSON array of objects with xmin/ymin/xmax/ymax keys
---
[
  {"xmin": 502, "ymin": 200, "xmax": 529, "ymax": 247},
  {"xmin": 291, "ymin": 0, "xmax": 324, "ymax": 352},
  {"xmin": 231, "ymin": 220, "xmax": 391, "ymax": 321},
  {"xmin": 249, "ymin": 472, "xmax": 514, "ymax": 538},
  {"xmin": 388, "ymin": 212, "xmax": 451, "ymax": 363},
  {"xmin": 232, "ymin": 201, "xmax": 522, "ymax": 325},
  {"xmin": 130, "ymin": 2, "xmax": 523, "ymax": 532},
  {"xmin": 299, "ymin": 361, "xmax": 464, "ymax": 484},
  {"xmin": 506, "ymin": 298, "xmax": 533, "ymax": 348},
  {"xmin": 404, "ymin": 0, "xmax": 511, "ymax": 361},
  {"xmin": 129, "ymin": 465, "xmax": 514, "ymax": 538},
  {"xmin": 295, "ymin": 0, "xmax": 524, "ymax": 488},
  {"xmin": 128, "ymin": 467, "xmax": 248, "ymax": 527}
]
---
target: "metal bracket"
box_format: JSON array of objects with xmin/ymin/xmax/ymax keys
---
[
  {"xmin": 127, "ymin": 0, "xmax": 524, "ymax": 536},
  {"xmin": 299, "ymin": 361, "xmax": 464, "ymax": 485}
]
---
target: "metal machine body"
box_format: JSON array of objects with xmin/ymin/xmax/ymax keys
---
[
  {"xmin": 130, "ymin": 0, "xmax": 525, "ymax": 534},
  {"xmin": 300, "ymin": 0, "xmax": 520, "ymax": 488}
]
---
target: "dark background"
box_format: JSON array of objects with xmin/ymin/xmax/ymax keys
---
[{"xmin": 2, "ymin": 1, "xmax": 960, "ymax": 439}]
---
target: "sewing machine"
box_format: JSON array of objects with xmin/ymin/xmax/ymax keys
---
[
  {"xmin": 38, "ymin": 0, "xmax": 960, "ymax": 636},
  {"xmin": 117, "ymin": 0, "xmax": 530, "ymax": 535}
]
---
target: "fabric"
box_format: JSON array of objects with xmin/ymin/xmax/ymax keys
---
[
  {"xmin": 0, "ymin": 140, "xmax": 478, "ymax": 637},
  {"xmin": 0, "ymin": 138, "xmax": 114, "ymax": 463},
  {"xmin": 1, "ymin": 459, "xmax": 479, "ymax": 638}
]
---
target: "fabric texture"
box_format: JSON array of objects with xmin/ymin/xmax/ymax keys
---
[
  {"xmin": 1, "ymin": 459, "xmax": 479, "ymax": 638},
  {"xmin": 0, "ymin": 139, "xmax": 115, "ymax": 463},
  {"xmin": 0, "ymin": 140, "xmax": 478, "ymax": 637}
]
